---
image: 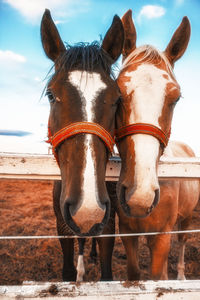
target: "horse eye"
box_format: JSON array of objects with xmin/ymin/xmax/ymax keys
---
[
  {"xmin": 46, "ymin": 89, "xmax": 55, "ymax": 104},
  {"xmin": 174, "ymin": 96, "xmax": 181, "ymax": 105},
  {"xmin": 170, "ymin": 95, "xmax": 181, "ymax": 108}
]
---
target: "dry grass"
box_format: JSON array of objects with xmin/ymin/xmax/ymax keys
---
[{"xmin": 0, "ymin": 179, "xmax": 200, "ymax": 284}]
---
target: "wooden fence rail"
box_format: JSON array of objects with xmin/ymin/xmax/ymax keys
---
[
  {"xmin": 1, "ymin": 280, "xmax": 200, "ymax": 299},
  {"xmin": 0, "ymin": 152, "xmax": 200, "ymax": 181}
]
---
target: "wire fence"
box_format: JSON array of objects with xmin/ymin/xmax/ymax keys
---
[{"xmin": 1, "ymin": 228, "xmax": 200, "ymax": 240}]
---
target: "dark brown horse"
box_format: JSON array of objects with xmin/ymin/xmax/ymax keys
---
[
  {"xmin": 115, "ymin": 10, "xmax": 199, "ymax": 280},
  {"xmin": 41, "ymin": 9, "xmax": 124, "ymax": 281}
]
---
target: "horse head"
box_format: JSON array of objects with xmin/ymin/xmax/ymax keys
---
[
  {"xmin": 41, "ymin": 9, "xmax": 124, "ymax": 235},
  {"xmin": 116, "ymin": 10, "xmax": 190, "ymax": 218}
]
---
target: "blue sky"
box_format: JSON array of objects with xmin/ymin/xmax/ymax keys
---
[{"xmin": 0, "ymin": 0, "xmax": 200, "ymax": 154}]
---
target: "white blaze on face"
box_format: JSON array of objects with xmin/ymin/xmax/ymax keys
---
[
  {"xmin": 69, "ymin": 71, "xmax": 106, "ymax": 210},
  {"xmin": 124, "ymin": 63, "xmax": 174, "ymax": 195}
]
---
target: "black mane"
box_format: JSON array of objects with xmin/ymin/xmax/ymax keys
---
[
  {"xmin": 56, "ymin": 41, "xmax": 115, "ymax": 77},
  {"xmin": 42, "ymin": 41, "xmax": 117, "ymax": 98}
]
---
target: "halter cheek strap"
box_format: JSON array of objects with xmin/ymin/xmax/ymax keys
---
[
  {"xmin": 115, "ymin": 123, "xmax": 170, "ymax": 147},
  {"xmin": 46, "ymin": 121, "xmax": 115, "ymax": 164}
]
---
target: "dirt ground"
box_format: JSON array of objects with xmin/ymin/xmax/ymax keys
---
[{"xmin": 0, "ymin": 179, "xmax": 200, "ymax": 285}]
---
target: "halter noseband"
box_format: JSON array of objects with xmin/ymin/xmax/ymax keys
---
[
  {"xmin": 47, "ymin": 121, "xmax": 115, "ymax": 164},
  {"xmin": 115, "ymin": 123, "xmax": 170, "ymax": 147}
]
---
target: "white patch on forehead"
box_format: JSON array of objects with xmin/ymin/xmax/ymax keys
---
[
  {"xmin": 124, "ymin": 63, "xmax": 174, "ymax": 126},
  {"xmin": 68, "ymin": 70, "xmax": 106, "ymax": 121},
  {"xmin": 68, "ymin": 70, "xmax": 106, "ymax": 210}
]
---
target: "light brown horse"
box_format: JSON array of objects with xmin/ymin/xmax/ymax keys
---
[{"xmin": 116, "ymin": 10, "xmax": 200, "ymax": 280}]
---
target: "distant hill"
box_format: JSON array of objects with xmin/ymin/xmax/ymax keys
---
[{"xmin": 0, "ymin": 130, "xmax": 32, "ymax": 137}]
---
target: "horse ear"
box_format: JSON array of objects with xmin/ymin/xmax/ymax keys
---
[
  {"xmin": 40, "ymin": 9, "xmax": 66, "ymax": 62},
  {"xmin": 164, "ymin": 17, "xmax": 191, "ymax": 65},
  {"xmin": 101, "ymin": 15, "xmax": 124, "ymax": 62},
  {"xmin": 121, "ymin": 9, "xmax": 136, "ymax": 58}
]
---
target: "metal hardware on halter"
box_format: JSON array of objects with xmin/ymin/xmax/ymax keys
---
[
  {"xmin": 46, "ymin": 121, "xmax": 115, "ymax": 165},
  {"xmin": 115, "ymin": 123, "xmax": 170, "ymax": 147}
]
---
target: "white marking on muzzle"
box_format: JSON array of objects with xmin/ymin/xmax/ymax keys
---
[
  {"xmin": 132, "ymin": 134, "xmax": 160, "ymax": 199},
  {"xmin": 69, "ymin": 71, "xmax": 106, "ymax": 212}
]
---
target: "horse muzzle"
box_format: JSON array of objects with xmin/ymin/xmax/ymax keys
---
[
  {"xmin": 119, "ymin": 184, "xmax": 160, "ymax": 218},
  {"xmin": 63, "ymin": 200, "xmax": 110, "ymax": 236}
]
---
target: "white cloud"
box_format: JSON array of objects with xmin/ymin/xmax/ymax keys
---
[
  {"xmin": 175, "ymin": 0, "xmax": 184, "ymax": 5},
  {"xmin": 4, "ymin": 0, "xmax": 90, "ymax": 23},
  {"xmin": 54, "ymin": 20, "xmax": 65, "ymax": 25},
  {"xmin": 138, "ymin": 5, "xmax": 166, "ymax": 21},
  {"xmin": 0, "ymin": 50, "xmax": 26, "ymax": 63},
  {"xmin": 34, "ymin": 76, "xmax": 42, "ymax": 82}
]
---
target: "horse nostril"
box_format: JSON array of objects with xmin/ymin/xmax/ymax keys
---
[
  {"xmin": 153, "ymin": 188, "xmax": 160, "ymax": 208},
  {"xmin": 119, "ymin": 184, "xmax": 131, "ymax": 216},
  {"xmin": 69, "ymin": 203, "xmax": 78, "ymax": 217},
  {"xmin": 147, "ymin": 189, "xmax": 160, "ymax": 214},
  {"xmin": 88, "ymin": 223, "xmax": 104, "ymax": 236},
  {"xmin": 63, "ymin": 203, "xmax": 81, "ymax": 234},
  {"xmin": 156, "ymin": 188, "xmax": 160, "ymax": 202}
]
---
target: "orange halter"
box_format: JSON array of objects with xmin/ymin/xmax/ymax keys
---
[
  {"xmin": 115, "ymin": 123, "xmax": 170, "ymax": 147},
  {"xmin": 46, "ymin": 121, "xmax": 115, "ymax": 164}
]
